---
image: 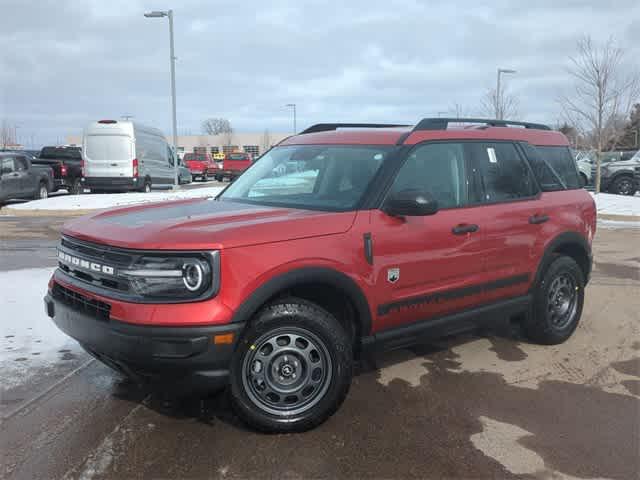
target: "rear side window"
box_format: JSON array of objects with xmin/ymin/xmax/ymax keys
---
[
  {"xmin": 40, "ymin": 147, "xmax": 81, "ymax": 160},
  {"xmin": 469, "ymin": 142, "xmax": 537, "ymax": 203},
  {"xmin": 522, "ymin": 144, "xmax": 578, "ymax": 191},
  {"xmin": 535, "ymin": 146, "xmax": 580, "ymax": 189}
]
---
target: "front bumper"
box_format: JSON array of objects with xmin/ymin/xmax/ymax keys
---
[{"xmin": 45, "ymin": 284, "xmax": 244, "ymax": 393}]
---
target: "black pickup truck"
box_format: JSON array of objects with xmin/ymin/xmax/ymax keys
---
[
  {"xmin": 0, "ymin": 152, "xmax": 54, "ymax": 202},
  {"xmin": 34, "ymin": 146, "xmax": 83, "ymax": 194}
]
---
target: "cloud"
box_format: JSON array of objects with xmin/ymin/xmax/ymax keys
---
[{"xmin": 1, "ymin": 0, "xmax": 638, "ymax": 147}]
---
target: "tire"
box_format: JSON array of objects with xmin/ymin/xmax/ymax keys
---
[
  {"xmin": 579, "ymin": 173, "xmax": 588, "ymax": 188},
  {"xmin": 143, "ymin": 179, "xmax": 152, "ymax": 193},
  {"xmin": 215, "ymin": 175, "xmax": 223, "ymax": 182},
  {"xmin": 34, "ymin": 182, "xmax": 48, "ymax": 200},
  {"xmin": 611, "ymin": 175, "xmax": 636, "ymax": 196},
  {"xmin": 230, "ymin": 298, "xmax": 353, "ymax": 433},
  {"xmin": 69, "ymin": 178, "xmax": 83, "ymax": 195},
  {"xmin": 525, "ymin": 256, "xmax": 585, "ymax": 345}
]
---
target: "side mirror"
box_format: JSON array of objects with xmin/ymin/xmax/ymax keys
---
[{"xmin": 384, "ymin": 189, "xmax": 439, "ymax": 217}]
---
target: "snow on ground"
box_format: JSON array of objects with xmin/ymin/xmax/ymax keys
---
[
  {"xmin": 7, "ymin": 186, "xmax": 224, "ymax": 212},
  {"xmin": 591, "ymin": 192, "xmax": 640, "ymax": 217},
  {"xmin": 0, "ymin": 268, "xmax": 79, "ymax": 389}
]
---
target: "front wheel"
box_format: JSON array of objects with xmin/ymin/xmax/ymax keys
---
[
  {"xmin": 230, "ymin": 298, "xmax": 353, "ymax": 433},
  {"xmin": 611, "ymin": 175, "xmax": 636, "ymax": 196},
  {"xmin": 525, "ymin": 256, "xmax": 585, "ymax": 345}
]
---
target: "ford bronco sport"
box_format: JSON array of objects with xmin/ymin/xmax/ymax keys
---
[{"xmin": 46, "ymin": 118, "xmax": 595, "ymax": 432}]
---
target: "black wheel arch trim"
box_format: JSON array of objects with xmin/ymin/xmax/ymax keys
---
[
  {"xmin": 230, "ymin": 267, "xmax": 373, "ymax": 337},
  {"xmin": 531, "ymin": 231, "xmax": 592, "ymax": 290}
]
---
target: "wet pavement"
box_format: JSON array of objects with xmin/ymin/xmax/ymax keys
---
[{"xmin": 1, "ymin": 220, "xmax": 639, "ymax": 479}]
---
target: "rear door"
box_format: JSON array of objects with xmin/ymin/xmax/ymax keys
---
[
  {"xmin": 371, "ymin": 142, "xmax": 488, "ymax": 332},
  {"xmin": 14, "ymin": 155, "xmax": 32, "ymax": 195},
  {"xmin": 84, "ymin": 135, "xmax": 133, "ymax": 178},
  {"xmin": 466, "ymin": 141, "xmax": 542, "ymax": 302}
]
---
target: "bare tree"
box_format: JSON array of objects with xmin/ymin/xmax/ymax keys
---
[
  {"xmin": 560, "ymin": 36, "xmax": 640, "ymax": 193},
  {"xmin": 202, "ymin": 118, "xmax": 233, "ymax": 136},
  {"xmin": 1, "ymin": 120, "xmax": 15, "ymax": 149},
  {"xmin": 261, "ymin": 129, "xmax": 272, "ymax": 152},
  {"xmin": 481, "ymin": 87, "xmax": 519, "ymax": 120}
]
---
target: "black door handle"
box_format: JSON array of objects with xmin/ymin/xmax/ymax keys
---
[
  {"xmin": 452, "ymin": 224, "xmax": 479, "ymax": 235},
  {"xmin": 529, "ymin": 214, "xmax": 549, "ymax": 225}
]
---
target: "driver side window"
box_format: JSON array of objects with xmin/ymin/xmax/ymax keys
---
[{"xmin": 389, "ymin": 143, "xmax": 468, "ymax": 209}]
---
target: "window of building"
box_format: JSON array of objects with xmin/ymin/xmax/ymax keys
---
[
  {"xmin": 222, "ymin": 145, "xmax": 239, "ymax": 154},
  {"xmin": 243, "ymin": 145, "xmax": 260, "ymax": 158},
  {"xmin": 210, "ymin": 146, "xmax": 220, "ymax": 154},
  {"xmin": 194, "ymin": 147, "xmax": 207, "ymax": 155}
]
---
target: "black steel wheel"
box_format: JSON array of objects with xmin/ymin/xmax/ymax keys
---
[
  {"xmin": 230, "ymin": 298, "xmax": 352, "ymax": 433},
  {"xmin": 525, "ymin": 256, "xmax": 585, "ymax": 345},
  {"xmin": 611, "ymin": 176, "xmax": 636, "ymax": 196}
]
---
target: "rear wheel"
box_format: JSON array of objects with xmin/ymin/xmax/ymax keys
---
[
  {"xmin": 230, "ymin": 298, "xmax": 352, "ymax": 433},
  {"xmin": 525, "ymin": 256, "xmax": 584, "ymax": 345},
  {"xmin": 143, "ymin": 179, "xmax": 152, "ymax": 193},
  {"xmin": 69, "ymin": 178, "xmax": 82, "ymax": 195},
  {"xmin": 34, "ymin": 182, "xmax": 48, "ymax": 200},
  {"xmin": 611, "ymin": 175, "xmax": 636, "ymax": 196}
]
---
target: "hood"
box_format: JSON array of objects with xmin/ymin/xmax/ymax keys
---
[
  {"xmin": 62, "ymin": 198, "xmax": 356, "ymax": 250},
  {"xmin": 607, "ymin": 158, "xmax": 640, "ymax": 167}
]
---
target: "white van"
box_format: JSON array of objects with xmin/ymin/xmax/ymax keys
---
[{"xmin": 82, "ymin": 120, "xmax": 176, "ymax": 192}]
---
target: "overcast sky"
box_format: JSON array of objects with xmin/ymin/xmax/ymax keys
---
[{"xmin": 1, "ymin": 0, "xmax": 638, "ymax": 148}]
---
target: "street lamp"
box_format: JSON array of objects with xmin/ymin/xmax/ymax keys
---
[
  {"xmin": 144, "ymin": 9, "xmax": 179, "ymax": 187},
  {"xmin": 285, "ymin": 103, "xmax": 297, "ymax": 134},
  {"xmin": 496, "ymin": 68, "xmax": 517, "ymax": 120}
]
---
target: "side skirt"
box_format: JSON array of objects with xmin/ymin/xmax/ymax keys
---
[{"xmin": 361, "ymin": 295, "xmax": 531, "ymax": 353}]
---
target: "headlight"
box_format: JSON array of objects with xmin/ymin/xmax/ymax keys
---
[{"xmin": 120, "ymin": 251, "xmax": 219, "ymax": 300}]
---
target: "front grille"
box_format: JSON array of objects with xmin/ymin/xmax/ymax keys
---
[
  {"xmin": 58, "ymin": 236, "xmax": 133, "ymax": 292},
  {"xmin": 52, "ymin": 283, "xmax": 111, "ymax": 321}
]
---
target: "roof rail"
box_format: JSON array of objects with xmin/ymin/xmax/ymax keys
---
[
  {"xmin": 413, "ymin": 117, "xmax": 551, "ymax": 131},
  {"xmin": 300, "ymin": 123, "xmax": 411, "ymax": 135}
]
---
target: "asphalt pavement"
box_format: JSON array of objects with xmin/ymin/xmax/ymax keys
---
[{"xmin": 1, "ymin": 218, "xmax": 639, "ymax": 480}]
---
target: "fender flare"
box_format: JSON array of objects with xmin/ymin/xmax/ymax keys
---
[
  {"xmin": 531, "ymin": 231, "xmax": 592, "ymax": 290},
  {"xmin": 230, "ymin": 267, "xmax": 373, "ymax": 337}
]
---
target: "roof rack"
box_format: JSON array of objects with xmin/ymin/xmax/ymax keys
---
[
  {"xmin": 300, "ymin": 123, "xmax": 411, "ymax": 135},
  {"xmin": 413, "ymin": 117, "xmax": 551, "ymax": 131}
]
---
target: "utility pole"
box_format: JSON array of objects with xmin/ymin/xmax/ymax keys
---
[
  {"xmin": 496, "ymin": 68, "xmax": 516, "ymax": 120},
  {"xmin": 286, "ymin": 103, "xmax": 297, "ymax": 134}
]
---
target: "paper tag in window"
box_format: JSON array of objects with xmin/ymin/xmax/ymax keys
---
[{"xmin": 487, "ymin": 147, "xmax": 498, "ymax": 163}]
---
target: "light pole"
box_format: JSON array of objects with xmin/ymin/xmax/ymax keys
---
[
  {"xmin": 285, "ymin": 103, "xmax": 296, "ymax": 134},
  {"xmin": 144, "ymin": 9, "xmax": 179, "ymax": 187},
  {"xmin": 496, "ymin": 68, "xmax": 516, "ymax": 120}
]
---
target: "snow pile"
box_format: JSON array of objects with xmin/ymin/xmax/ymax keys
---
[
  {"xmin": 592, "ymin": 192, "xmax": 640, "ymax": 217},
  {"xmin": 7, "ymin": 186, "xmax": 224, "ymax": 212},
  {"xmin": 0, "ymin": 268, "xmax": 79, "ymax": 389}
]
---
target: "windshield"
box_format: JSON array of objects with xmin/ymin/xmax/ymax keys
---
[
  {"xmin": 85, "ymin": 136, "xmax": 130, "ymax": 161},
  {"xmin": 220, "ymin": 145, "xmax": 391, "ymax": 211}
]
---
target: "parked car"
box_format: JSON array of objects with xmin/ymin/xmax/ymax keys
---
[
  {"xmin": 178, "ymin": 159, "xmax": 193, "ymax": 184},
  {"xmin": 34, "ymin": 146, "xmax": 83, "ymax": 194},
  {"xmin": 576, "ymin": 159, "xmax": 591, "ymax": 186},
  {"xmin": 591, "ymin": 150, "xmax": 639, "ymax": 195},
  {"xmin": 46, "ymin": 117, "xmax": 595, "ymax": 432},
  {"xmin": 184, "ymin": 152, "xmax": 216, "ymax": 182},
  {"xmin": 0, "ymin": 151, "xmax": 54, "ymax": 202},
  {"xmin": 82, "ymin": 120, "xmax": 175, "ymax": 193},
  {"xmin": 215, "ymin": 151, "xmax": 252, "ymax": 181}
]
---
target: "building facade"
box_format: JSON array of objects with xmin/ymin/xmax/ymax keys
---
[{"xmin": 66, "ymin": 131, "xmax": 290, "ymax": 158}]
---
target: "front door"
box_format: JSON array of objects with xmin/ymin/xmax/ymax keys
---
[
  {"xmin": 371, "ymin": 142, "xmax": 488, "ymax": 332},
  {"xmin": 0, "ymin": 157, "xmax": 20, "ymax": 199}
]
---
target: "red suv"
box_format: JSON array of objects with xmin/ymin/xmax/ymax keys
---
[
  {"xmin": 45, "ymin": 118, "xmax": 595, "ymax": 432},
  {"xmin": 215, "ymin": 151, "xmax": 252, "ymax": 181},
  {"xmin": 184, "ymin": 152, "xmax": 216, "ymax": 181}
]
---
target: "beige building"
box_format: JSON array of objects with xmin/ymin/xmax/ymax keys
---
[{"xmin": 66, "ymin": 131, "xmax": 290, "ymax": 158}]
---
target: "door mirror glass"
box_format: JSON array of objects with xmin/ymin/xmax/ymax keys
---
[{"xmin": 384, "ymin": 189, "xmax": 439, "ymax": 217}]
